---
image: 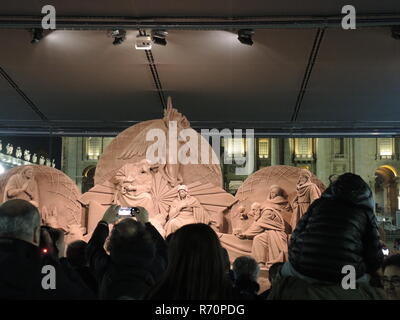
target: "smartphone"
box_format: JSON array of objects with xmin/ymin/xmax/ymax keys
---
[{"xmin": 118, "ymin": 207, "xmax": 139, "ymax": 217}]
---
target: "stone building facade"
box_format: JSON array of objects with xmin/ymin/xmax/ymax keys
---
[{"xmin": 62, "ymin": 137, "xmax": 114, "ymax": 193}]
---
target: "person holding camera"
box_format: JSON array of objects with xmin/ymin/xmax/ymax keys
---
[
  {"xmin": 86, "ymin": 205, "xmax": 167, "ymax": 299},
  {"xmin": 0, "ymin": 199, "xmax": 94, "ymax": 299}
]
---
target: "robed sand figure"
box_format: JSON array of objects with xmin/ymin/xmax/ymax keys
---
[
  {"xmin": 236, "ymin": 185, "xmax": 291, "ymax": 267},
  {"xmin": 164, "ymin": 185, "xmax": 210, "ymax": 236},
  {"xmin": 3, "ymin": 166, "xmax": 39, "ymax": 207},
  {"xmin": 290, "ymin": 169, "xmax": 321, "ymax": 230}
]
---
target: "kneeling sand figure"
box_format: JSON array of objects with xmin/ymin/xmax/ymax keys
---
[
  {"xmin": 3, "ymin": 166, "xmax": 39, "ymax": 207},
  {"xmin": 164, "ymin": 185, "xmax": 210, "ymax": 236},
  {"xmin": 236, "ymin": 185, "xmax": 290, "ymax": 268}
]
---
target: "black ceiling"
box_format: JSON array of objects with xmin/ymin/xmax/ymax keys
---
[
  {"xmin": 1, "ymin": 1, "xmax": 400, "ymax": 17},
  {"xmin": 1, "ymin": 1, "xmax": 400, "ymax": 136}
]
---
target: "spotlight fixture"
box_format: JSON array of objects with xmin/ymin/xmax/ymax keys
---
[
  {"xmin": 135, "ymin": 32, "xmax": 152, "ymax": 50},
  {"xmin": 237, "ymin": 29, "xmax": 254, "ymax": 46},
  {"xmin": 151, "ymin": 30, "xmax": 168, "ymax": 46},
  {"xmin": 30, "ymin": 28, "xmax": 44, "ymax": 44},
  {"xmin": 391, "ymin": 26, "xmax": 400, "ymax": 40},
  {"xmin": 111, "ymin": 29, "xmax": 126, "ymax": 45}
]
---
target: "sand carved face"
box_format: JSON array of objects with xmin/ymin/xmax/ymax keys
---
[
  {"xmin": 250, "ymin": 202, "xmax": 261, "ymax": 216},
  {"xmin": 178, "ymin": 189, "xmax": 188, "ymax": 199},
  {"xmin": 298, "ymin": 169, "xmax": 312, "ymax": 186},
  {"xmin": 22, "ymin": 167, "xmax": 34, "ymax": 179},
  {"xmin": 269, "ymin": 186, "xmax": 282, "ymax": 199},
  {"xmin": 114, "ymin": 161, "xmax": 154, "ymax": 197},
  {"xmin": 298, "ymin": 175, "xmax": 308, "ymax": 185}
]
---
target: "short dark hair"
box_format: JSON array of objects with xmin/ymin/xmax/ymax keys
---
[
  {"xmin": 66, "ymin": 240, "xmax": 88, "ymax": 268},
  {"xmin": 107, "ymin": 218, "xmax": 153, "ymax": 255},
  {"xmin": 232, "ymin": 256, "xmax": 259, "ymax": 281},
  {"xmin": 0, "ymin": 199, "xmax": 40, "ymax": 240},
  {"xmin": 382, "ymin": 254, "xmax": 400, "ymax": 272}
]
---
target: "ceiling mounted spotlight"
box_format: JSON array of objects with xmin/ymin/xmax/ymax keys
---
[
  {"xmin": 151, "ymin": 30, "xmax": 168, "ymax": 46},
  {"xmin": 111, "ymin": 29, "xmax": 126, "ymax": 45},
  {"xmin": 238, "ymin": 29, "xmax": 254, "ymax": 46},
  {"xmin": 30, "ymin": 28, "xmax": 43, "ymax": 44}
]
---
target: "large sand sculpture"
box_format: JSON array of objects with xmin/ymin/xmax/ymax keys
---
[
  {"xmin": 0, "ymin": 165, "xmax": 84, "ymax": 244},
  {"xmin": 80, "ymin": 98, "xmax": 236, "ymax": 237}
]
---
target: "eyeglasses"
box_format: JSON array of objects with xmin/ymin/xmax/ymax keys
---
[{"xmin": 382, "ymin": 277, "xmax": 400, "ymax": 287}]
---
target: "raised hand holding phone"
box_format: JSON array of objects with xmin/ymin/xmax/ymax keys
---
[
  {"xmin": 134, "ymin": 206, "xmax": 149, "ymax": 224},
  {"xmin": 102, "ymin": 204, "xmax": 120, "ymax": 225}
]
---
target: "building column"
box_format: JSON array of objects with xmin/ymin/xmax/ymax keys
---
[
  {"xmin": 247, "ymin": 137, "xmax": 255, "ymax": 175},
  {"xmin": 271, "ymin": 138, "xmax": 280, "ymax": 166},
  {"xmin": 62, "ymin": 137, "xmax": 78, "ymax": 184},
  {"xmin": 283, "ymin": 139, "xmax": 293, "ymax": 166},
  {"xmin": 383, "ymin": 186, "xmax": 389, "ymax": 217},
  {"xmin": 316, "ymin": 138, "xmax": 330, "ymax": 186},
  {"xmin": 348, "ymin": 138, "xmax": 355, "ymax": 173},
  {"xmin": 395, "ymin": 177, "xmax": 400, "ymax": 227}
]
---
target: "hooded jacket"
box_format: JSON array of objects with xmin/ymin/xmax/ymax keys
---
[{"xmin": 288, "ymin": 174, "xmax": 383, "ymax": 283}]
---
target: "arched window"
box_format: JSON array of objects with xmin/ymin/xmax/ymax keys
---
[{"xmin": 82, "ymin": 165, "xmax": 96, "ymax": 193}]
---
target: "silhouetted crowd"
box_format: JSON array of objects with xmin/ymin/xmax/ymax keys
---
[{"xmin": 0, "ymin": 173, "xmax": 399, "ymax": 300}]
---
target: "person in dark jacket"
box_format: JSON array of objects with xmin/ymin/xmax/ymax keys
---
[
  {"xmin": 86, "ymin": 205, "xmax": 167, "ymax": 300},
  {"xmin": 288, "ymin": 172, "xmax": 383, "ymax": 282},
  {"xmin": 232, "ymin": 256, "xmax": 260, "ymax": 300},
  {"xmin": 66, "ymin": 240, "xmax": 98, "ymax": 294},
  {"xmin": 269, "ymin": 173, "xmax": 385, "ymax": 299},
  {"xmin": 0, "ymin": 199, "xmax": 95, "ymax": 300}
]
